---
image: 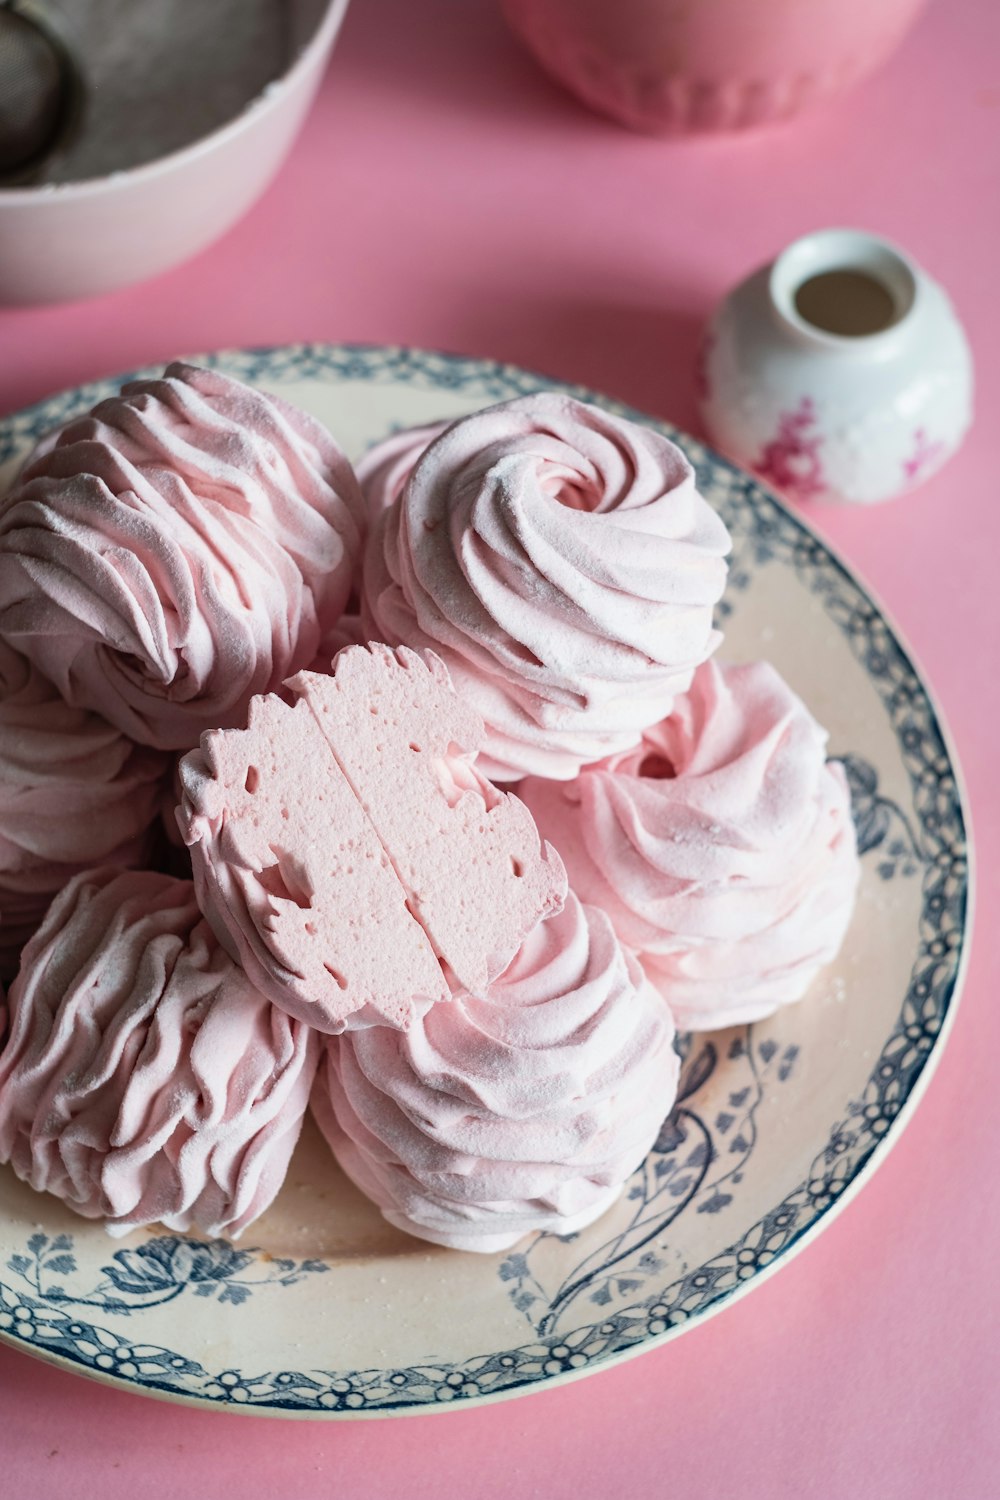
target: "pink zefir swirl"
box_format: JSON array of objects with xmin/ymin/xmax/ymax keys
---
[
  {"xmin": 520, "ymin": 659, "xmax": 860, "ymax": 1031},
  {"xmin": 0, "ymin": 362, "xmax": 366, "ymax": 750},
  {"xmin": 0, "ymin": 868, "xmax": 318, "ymax": 1239},
  {"xmin": 0, "ymin": 640, "xmax": 167, "ymax": 974},
  {"xmin": 312, "ymin": 894, "xmax": 679, "ymax": 1252},
  {"xmin": 360, "ymin": 394, "xmax": 731, "ymax": 781}
]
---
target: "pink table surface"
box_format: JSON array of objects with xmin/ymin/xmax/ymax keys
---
[{"xmin": 1, "ymin": 0, "xmax": 998, "ymax": 1494}]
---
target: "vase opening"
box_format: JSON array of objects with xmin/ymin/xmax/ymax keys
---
[
  {"xmin": 794, "ymin": 269, "xmax": 896, "ymax": 337},
  {"xmin": 770, "ymin": 229, "xmax": 918, "ymax": 347}
]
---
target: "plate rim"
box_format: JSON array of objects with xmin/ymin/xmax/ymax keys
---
[{"xmin": 0, "ymin": 341, "xmax": 974, "ymax": 1418}]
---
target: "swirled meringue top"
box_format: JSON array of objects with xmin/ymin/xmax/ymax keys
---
[
  {"xmin": 0, "ymin": 363, "xmax": 366, "ymax": 750},
  {"xmin": 360, "ymin": 394, "xmax": 731, "ymax": 781},
  {"xmin": 0, "ymin": 868, "xmax": 318, "ymax": 1238},
  {"xmin": 0, "ymin": 641, "xmax": 167, "ymax": 973},
  {"xmin": 520, "ymin": 659, "xmax": 860, "ymax": 1030},
  {"xmin": 312, "ymin": 894, "xmax": 679, "ymax": 1252}
]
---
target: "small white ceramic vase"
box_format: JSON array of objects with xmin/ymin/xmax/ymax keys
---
[{"xmin": 700, "ymin": 229, "xmax": 974, "ymax": 505}]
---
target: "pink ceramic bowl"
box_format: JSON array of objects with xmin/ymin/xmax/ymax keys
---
[
  {"xmin": 0, "ymin": 0, "xmax": 350, "ymax": 306},
  {"xmin": 501, "ymin": 0, "xmax": 930, "ymax": 135}
]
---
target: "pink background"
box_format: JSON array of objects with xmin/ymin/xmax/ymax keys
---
[{"xmin": 1, "ymin": 0, "xmax": 998, "ymax": 1493}]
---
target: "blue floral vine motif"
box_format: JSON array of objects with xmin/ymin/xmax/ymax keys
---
[
  {"xmin": 838, "ymin": 752, "xmax": 922, "ymax": 877},
  {"xmin": 498, "ymin": 1027, "xmax": 805, "ymax": 1335},
  {"xmin": 6, "ymin": 1232, "xmax": 329, "ymax": 1315}
]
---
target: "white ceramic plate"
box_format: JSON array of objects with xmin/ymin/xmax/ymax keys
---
[{"xmin": 0, "ymin": 345, "xmax": 970, "ymax": 1417}]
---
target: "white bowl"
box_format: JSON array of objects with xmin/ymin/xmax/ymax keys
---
[{"xmin": 0, "ymin": 0, "xmax": 350, "ymax": 306}]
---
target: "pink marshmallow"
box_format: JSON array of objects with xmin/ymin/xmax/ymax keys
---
[
  {"xmin": 312, "ymin": 894, "xmax": 679, "ymax": 1252},
  {"xmin": 520, "ymin": 659, "xmax": 860, "ymax": 1030},
  {"xmin": 361, "ymin": 394, "xmax": 731, "ymax": 781},
  {"xmin": 0, "ymin": 363, "xmax": 365, "ymax": 750},
  {"xmin": 0, "ymin": 868, "xmax": 318, "ymax": 1239}
]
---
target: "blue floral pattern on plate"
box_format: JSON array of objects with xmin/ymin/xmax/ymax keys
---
[{"xmin": 0, "ymin": 345, "xmax": 969, "ymax": 1415}]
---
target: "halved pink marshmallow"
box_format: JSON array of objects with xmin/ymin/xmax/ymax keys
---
[
  {"xmin": 292, "ymin": 645, "xmax": 567, "ymax": 994},
  {"xmin": 0, "ymin": 869, "xmax": 318, "ymax": 1239},
  {"xmin": 179, "ymin": 690, "xmax": 451, "ymax": 1033},
  {"xmin": 179, "ymin": 645, "xmax": 566, "ymax": 1033}
]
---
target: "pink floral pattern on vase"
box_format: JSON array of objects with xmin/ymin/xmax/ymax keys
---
[
  {"xmin": 754, "ymin": 397, "xmax": 826, "ymax": 502},
  {"xmin": 902, "ymin": 427, "xmax": 945, "ymax": 483}
]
